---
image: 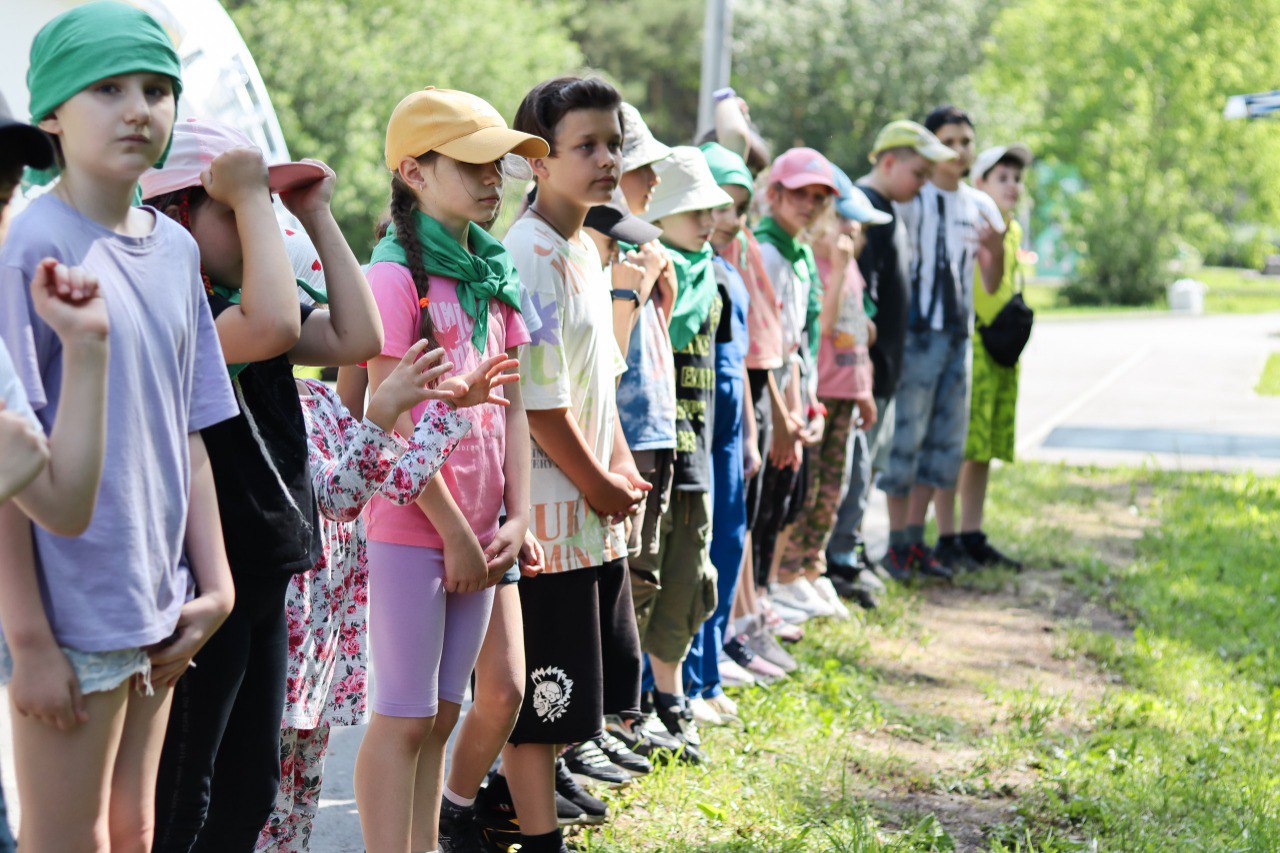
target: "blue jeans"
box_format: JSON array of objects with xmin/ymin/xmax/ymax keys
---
[
  {"xmin": 827, "ymin": 395, "xmax": 891, "ymax": 565},
  {"xmin": 879, "ymin": 329, "xmax": 971, "ymax": 496}
]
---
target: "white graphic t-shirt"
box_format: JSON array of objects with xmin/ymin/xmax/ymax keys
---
[{"xmin": 505, "ymin": 216, "xmax": 628, "ymax": 573}]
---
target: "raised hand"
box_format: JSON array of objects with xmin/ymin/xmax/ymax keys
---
[
  {"xmin": 278, "ymin": 158, "xmax": 336, "ymax": 220},
  {"xmin": 364, "ymin": 340, "xmax": 454, "ymax": 431},
  {"xmin": 200, "ymin": 147, "xmax": 271, "ymax": 210},
  {"xmin": 434, "ymin": 354, "xmax": 520, "ymax": 410},
  {"xmin": 28, "ymin": 258, "xmax": 108, "ymax": 341}
]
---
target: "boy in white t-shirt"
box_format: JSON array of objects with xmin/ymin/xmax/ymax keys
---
[{"xmin": 881, "ymin": 105, "xmax": 1006, "ymax": 580}]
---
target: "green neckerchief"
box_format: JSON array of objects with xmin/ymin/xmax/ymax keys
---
[
  {"xmin": 25, "ymin": 1, "xmax": 184, "ymax": 189},
  {"xmin": 755, "ymin": 215, "xmax": 823, "ymax": 360},
  {"xmin": 369, "ymin": 210, "xmax": 521, "ymax": 352},
  {"xmin": 664, "ymin": 241, "xmax": 717, "ymax": 352},
  {"xmin": 211, "ymin": 278, "xmax": 321, "ymax": 379}
]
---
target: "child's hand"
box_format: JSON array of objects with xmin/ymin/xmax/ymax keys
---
[
  {"xmin": 435, "ymin": 355, "xmax": 520, "ymax": 410},
  {"xmin": 866, "ymin": 318, "xmax": 877, "ymax": 348},
  {"xmin": 976, "ymin": 221, "xmax": 1005, "ymax": 266},
  {"xmin": 278, "ymin": 159, "xmax": 336, "ymax": 220},
  {"xmin": 0, "ymin": 403, "xmax": 49, "ymax": 501},
  {"xmin": 483, "ymin": 516, "xmax": 528, "ymax": 584},
  {"xmin": 769, "ymin": 413, "xmax": 803, "ymax": 470},
  {"xmin": 519, "ymin": 529, "xmax": 545, "ymax": 577},
  {"xmin": 855, "ymin": 397, "xmax": 877, "ymax": 429},
  {"xmin": 28, "ymin": 258, "xmax": 108, "ymax": 341},
  {"xmin": 653, "ymin": 254, "xmax": 678, "ymax": 312},
  {"xmin": 146, "ymin": 593, "xmax": 233, "ymax": 687},
  {"xmin": 609, "ymin": 458, "xmax": 652, "ymax": 522},
  {"xmin": 586, "ymin": 471, "xmax": 645, "ymax": 519},
  {"xmin": 612, "ymin": 252, "xmax": 647, "ymax": 301},
  {"xmin": 801, "ymin": 412, "xmax": 825, "ymax": 446},
  {"xmin": 201, "ymin": 147, "xmax": 271, "ymax": 210},
  {"xmin": 631, "ymin": 240, "xmax": 667, "ymax": 304},
  {"xmin": 365, "ymin": 340, "xmax": 454, "ymax": 432},
  {"xmin": 8, "ymin": 643, "xmax": 87, "ymax": 730},
  {"xmin": 743, "ymin": 434, "xmax": 762, "ymax": 479},
  {"xmin": 442, "ymin": 525, "xmax": 489, "ymax": 594},
  {"xmin": 830, "ymin": 233, "xmax": 856, "ymax": 269}
]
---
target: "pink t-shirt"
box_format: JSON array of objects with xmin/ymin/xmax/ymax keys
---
[
  {"xmin": 722, "ymin": 231, "xmax": 784, "ymax": 371},
  {"xmin": 815, "ymin": 255, "xmax": 873, "ymax": 401},
  {"xmin": 365, "ymin": 262, "xmax": 530, "ymax": 549}
]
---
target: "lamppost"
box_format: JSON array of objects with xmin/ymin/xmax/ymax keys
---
[{"xmin": 696, "ymin": 0, "xmax": 733, "ymax": 139}]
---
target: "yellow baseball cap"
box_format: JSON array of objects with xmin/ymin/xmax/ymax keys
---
[
  {"xmin": 384, "ymin": 87, "xmax": 549, "ymax": 171},
  {"xmin": 869, "ymin": 120, "xmax": 957, "ymax": 164}
]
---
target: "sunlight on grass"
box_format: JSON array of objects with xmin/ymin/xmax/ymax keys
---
[{"xmin": 1256, "ymin": 352, "xmax": 1280, "ymax": 396}]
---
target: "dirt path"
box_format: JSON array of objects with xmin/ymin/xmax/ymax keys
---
[{"xmin": 850, "ymin": 478, "xmax": 1153, "ymax": 850}]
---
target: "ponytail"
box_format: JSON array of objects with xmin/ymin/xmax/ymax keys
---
[{"xmin": 387, "ymin": 167, "xmax": 438, "ymax": 348}]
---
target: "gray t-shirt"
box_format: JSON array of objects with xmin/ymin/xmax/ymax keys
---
[{"xmin": 0, "ymin": 195, "xmax": 237, "ymax": 651}]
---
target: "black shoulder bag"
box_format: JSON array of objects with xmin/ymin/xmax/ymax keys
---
[{"xmin": 977, "ymin": 264, "xmax": 1034, "ymax": 368}]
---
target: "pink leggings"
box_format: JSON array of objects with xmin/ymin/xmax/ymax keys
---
[{"xmin": 366, "ymin": 542, "xmax": 494, "ymax": 717}]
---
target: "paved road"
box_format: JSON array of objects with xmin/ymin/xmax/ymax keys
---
[{"xmin": 3, "ymin": 310, "xmax": 1279, "ymax": 850}]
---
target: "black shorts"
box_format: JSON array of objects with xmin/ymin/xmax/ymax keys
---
[{"xmin": 508, "ymin": 559, "xmax": 642, "ymax": 745}]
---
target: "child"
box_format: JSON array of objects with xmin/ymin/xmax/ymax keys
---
[
  {"xmin": 258, "ymin": 328, "xmax": 478, "ymax": 849},
  {"xmin": 0, "ymin": 5, "xmax": 239, "ymax": 848},
  {"xmin": 824, "ymin": 120, "xmax": 956, "ymax": 585},
  {"xmin": 777, "ymin": 176, "xmax": 890, "ymax": 611},
  {"xmin": 954, "ymin": 143, "xmax": 1032, "ymax": 570},
  {"xmin": 679, "ymin": 142, "xmax": 762, "ymax": 723},
  {"xmin": 751, "ymin": 148, "xmax": 839, "ymax": 618},
  {"xmin": 502, "ymin": 75, "xmax": 648, "ymax": 853},
  {"xmin": 141, "ymin": 117, "xmax": 385, "ymax": 850},
  {"xmin": 881, "ymin": 106, "xmax": 1005, "ymax": 579},
  {"xmin": 355, "ymin": 86, "xmax": 533, "ymax": 853}
]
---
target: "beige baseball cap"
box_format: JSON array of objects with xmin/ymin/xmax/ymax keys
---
[{"xmin": 385, "ymin": 87, "xmax": 548, "ymax": 171}]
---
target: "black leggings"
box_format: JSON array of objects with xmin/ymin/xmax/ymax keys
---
[
  {"xmin": 751, "ymin": 451, "xmax": 808, "ymax": 589},
  {"xmin": 154, "ymin": 573, "xmax": 290, "ymax": 853},
  {"xmin": 743, "ymin": 368, "xmax": 773, "ymax": 532}
]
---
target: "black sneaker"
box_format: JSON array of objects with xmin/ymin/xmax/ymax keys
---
[
  {"xmin": 554, "ymin": 757, "xmax": 606, "ymax": 825},
  {"xmin": 476, "ymin": 772, "xmax": 521, "ymax": 837},
  {"xmin": 964, "ymin": 531, "xmax": 1024, "ymax": 571},
  {"xmin": 882, "ymin": 544, "xmax": 914, "ymax": 583},
  {"xmin": 563, "ymin": 740, "xmax": 630, "ymax": 788},
  {"xmin": 594, "ymin": 731, "xmax": 652, "ymax": 777},
  {"xmin": 723, "ymin": 635, "xmax": 757, "ymax": 669},
  {"xmin": 439, "ymin": 796, "xmax": 485, "ymax": 852},
  {"xmin": 605, "ymin": 712, "xmax": 681, "ymax": 760},
  {"xmin": 934, "ymin": 536, "xmax": 978, "ymax": 573},
  {"xmin": 825, "ymin": 570, "xmax": 879, "ymax": 610},
  {"xmin": 651, "ymin": 693, "xmax": 706, "ymax": 765},
  {"xmin": 855, "ymin": 540, "xmax": 890, "ymax": 581},
  {"xmin": 908, "ymin": 543, "xmax": 954, "ymax": 580}
]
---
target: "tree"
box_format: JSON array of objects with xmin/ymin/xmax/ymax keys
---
[
  {"xmin": 227, "ymin": 0, "xmax": 581, "ymax": 253},
  {"xmin": 980, "ymin": 0, "xmax": 1280, "ymax": 304},
  {"xmin": 731, "ymin": 0, "xmax": 1004, "ymax": 175}
]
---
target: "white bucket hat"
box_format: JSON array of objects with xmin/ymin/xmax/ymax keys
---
[
  {"xmin": 620, "ymin": 103, "xmax": 672, "ymax": 174},
  {"xmin": 642, "ymin": 146, "xmax": 734, "ymax": 223}
]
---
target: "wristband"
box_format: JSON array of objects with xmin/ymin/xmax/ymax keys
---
[{"xmin": 611, "ymin": 288, "xmax": 641, "ymax": 305}]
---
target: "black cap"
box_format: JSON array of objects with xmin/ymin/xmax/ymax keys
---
[
  {"xmin": 0, "ymin": 90, "xmax": 55, "ymax": 171},
  {"xmin": 585, "ymin": 186, "xmax": 661, "ymax": 245}
]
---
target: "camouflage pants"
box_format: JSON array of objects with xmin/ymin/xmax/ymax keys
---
[{"xmin": 778, "ymin": 398, "xmax": 860, "ymax": 576}]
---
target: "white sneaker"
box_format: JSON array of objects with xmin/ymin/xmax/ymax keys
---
[
  {"xmin": 706, "ymin": 693, "xmax": 741, "ymax": 722},
  {"xmin": 688, "ymin": 696, "xmax": 726, "ymax": 727},
  {"xmin": 810, "ymin": 576, "xmax": 852, "ymax": 620},
  {"xmin": 854, "ymin": 568, "xmax": 887, "ymax": 595},
  {"xmin": 717, "ymin": 658, "xmax": 757, "ymax": 687},
  {"xmin": 771, "ymin": 578, "xmax": 834, "ymax": 618},
  {"xmin": 768, "ymin": 596, "xmax": 812, "ymax": 625}
]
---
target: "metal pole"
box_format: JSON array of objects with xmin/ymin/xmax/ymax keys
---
[{"xmin": 696, "ymin": 0, "xmax": 732, "ymax": 141}]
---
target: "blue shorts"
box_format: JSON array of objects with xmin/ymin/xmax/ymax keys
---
[{"xmin": 879, "ymin": 329, "xmax": 971, "ymax": 495}]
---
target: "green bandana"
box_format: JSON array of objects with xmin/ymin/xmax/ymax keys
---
[
  {"xmin": 369, "ymin": 211, "xmax": 522, "ymax": 352},
  {"xmin": 26, "ymin": 1, "xmax": 184, "ymax": 187},
  {"xmin": 755, "ymin": 216, "xmax": 823, "ymax": 360},
  {"xmin": 664, "ymin": 242, "xmax": 718, "ymax": 352}
]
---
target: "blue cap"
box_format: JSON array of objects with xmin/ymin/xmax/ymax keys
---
[{"xmin": 831, "ymin": 163, "xmax": 892, "ymax": 225}]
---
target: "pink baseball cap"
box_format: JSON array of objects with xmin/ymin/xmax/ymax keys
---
[
  {"xmin": 139, "ymin": 118, "xmax": 326, "ymax": 200},
  {"xmin": 768, "ymin": 147, "xmax": 840, "ymax": 193}
]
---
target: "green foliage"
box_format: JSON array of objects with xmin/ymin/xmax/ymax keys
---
[
  {"xmin": 731, "ymin": 0, "xmax": 1004, "ymax": 174},
  {"xmin": 979, "ymin": 0, "xmax": 1280, "ymax": 305},
  {"xmin": 227, "ymin": 0, "xmax": 580, "ymax": 255}
]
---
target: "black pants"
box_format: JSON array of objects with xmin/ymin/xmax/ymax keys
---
[
  {"xmin": 154, "ymin": 573, "xmax": 290, "ymax": 853},
  {"xmin": 744, "ymin": 368, "xmax": 773, "ymax": 531},
  {"xmin": 751, "ymin": 451, "xmax": 808, "ymax": 589}
]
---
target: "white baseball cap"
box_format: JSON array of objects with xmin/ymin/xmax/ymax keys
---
[{"xmin": 972, "ymin": 143, "xmax": 1033, "ymax": 181}]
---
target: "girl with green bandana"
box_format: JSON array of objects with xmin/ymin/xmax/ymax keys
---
[
  {"xmin": 0, "ymin": 3, "xmax": 238, "ymax": 849},
  {"xmin": 356, "ymin": 86, "xmax": 534, "ymax": 853}
]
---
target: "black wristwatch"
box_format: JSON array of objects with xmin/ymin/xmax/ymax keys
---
[{"xmin": 611, "ymin": 288, "xmax": 641, "ymax": 305}]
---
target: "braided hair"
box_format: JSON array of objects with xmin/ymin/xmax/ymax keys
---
[
  {"xmin": 387, "ymin": 155, "xmax": 440, "ymax": 348},
  {"xmin": 145, "ymin": 187, "xmax": 214, "ymax": 295}
]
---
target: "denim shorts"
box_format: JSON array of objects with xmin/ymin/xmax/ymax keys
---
[
  {"xmin": 879, "ymin": 329, "xmax": 971, "ymax": 495},
  {"xmin": 0, "ymin": 635, "xmax": 152, "ymax": 697}
]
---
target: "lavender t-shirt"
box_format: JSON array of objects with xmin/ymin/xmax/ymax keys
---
[{"xmin": 0, "ymin": 195, "xmax": 237, "ymax": 652}]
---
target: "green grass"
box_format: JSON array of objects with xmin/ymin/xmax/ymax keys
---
[
  {"xmin": 1026, "ymin": 266, "xmax": 1280, "ymax": 318},
  {"xmin": 1256, "ymin": 353, "xmax": 1280, "ymax": 396},
  {"xmin": 580, "ymin": 463, "xmax": 1280, "ymax": 851}
]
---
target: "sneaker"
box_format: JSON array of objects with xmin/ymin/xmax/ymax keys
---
[
  {"xmin": 724, "ymin": 636, "xmax": 787, "ymax": 682},
  {"xmin": 855, "ymin": 540, "xmax": 891, "ymax": 582},
  {"xmin": 934, "ymin": 536, "xmax": 978, "ymax": 573},
  {"xmin": 760, "ymin": 603, "xmax": 806, "ymax": 640},
  {"xmin": 439, "ymin": 796, "xmax": 485, "ymax": 852},
  {"xmin": 563, "ymin": 739, "xmax": 630, "ymax": 788},
  {"xmin": 964, "ymin": 531, "xmax": 1024, "ymax": 571},
  {"xmin": 477, "ymin": 772, "xmax": 585, "ymax": 838},
  {"xmin": 908, "ymin": 543, "xmax": 954, "ymax": 580},
  {"xmin": 651, "ymin": 693, "xmax": 706, "ymax": 764},
  {"xmin": 770, "ymin": 578, "xmax": 835, "ymax": 618},
  {"xmin": 594, "ymin": 730, "xmax": 652, "ymax": 777},
  {"xmin": 882, "ymin": 544, "xmax": 914, "ymax": 583},
  {"xmin": 688, "ymin": 696, "xmax": 726, "ymax": 727},
  {"xmin": 853, "ymin": 565, "xmax": 887, "ymax": 594},
  {"xmin": 743, "ymin": 616, "xmax": 799, "ymax": 673},
  {"xmin": 810, "ymin": 576, "xmax": 852, "ymax": 620},
  {"xmin": 827, "ymin": 570, "xmax": 879, "ymax": 609},
  {"xmin": 705, "ymin": 693, "xmax": 741, "ymax": 723},
  {"xmin": 605, "ymin": 710, "xmax": 682, "ymax": 761},
  {"xmin": 554, "ymin": 757, "xmax": 607, "ymax": 825},
  {"xmin": 716, "ymin": 657, "xmax": 757, "ymax": 688}
]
